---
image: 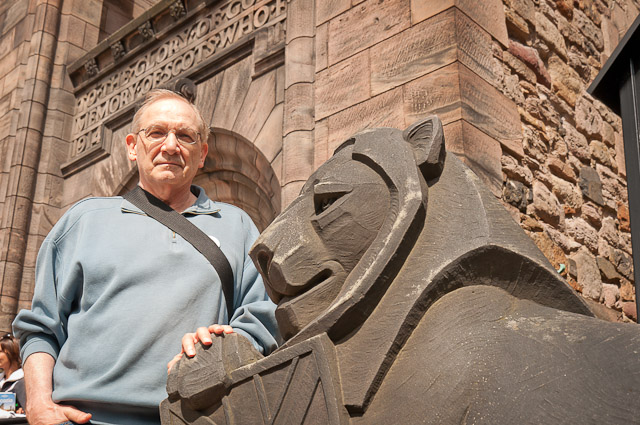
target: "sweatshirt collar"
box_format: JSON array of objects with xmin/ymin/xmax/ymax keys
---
[{"xmin": 121, "ymin": 185, "xmax": 221, "ymax": 215}]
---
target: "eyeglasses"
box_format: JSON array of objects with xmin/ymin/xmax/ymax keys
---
[{"xmin": 138, "ymin": 125, "xmax": 201, "ymax": 147}]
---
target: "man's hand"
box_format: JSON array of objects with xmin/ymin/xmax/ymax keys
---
[
  {"xmin": 24, "ymin": 353, "xmax": 92, "ymax": 425},
  {"xmin": 26, "ymin": 400, "xmax": 92, "ymax": 425},
  {"xmin": 167, "ymin": 324, "xmax": 234, "ymax": 373}
]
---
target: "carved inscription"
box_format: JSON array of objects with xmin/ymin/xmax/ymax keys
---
[{"xmin": 70, "ymin": 0, "xmax": 287, "ymax": 160}]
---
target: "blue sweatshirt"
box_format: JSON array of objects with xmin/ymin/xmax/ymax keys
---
[{"xmin": 13, "ymin": 186, "xmax": 278, "ymax": 424}]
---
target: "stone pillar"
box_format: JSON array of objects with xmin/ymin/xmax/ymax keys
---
[
  {"xmin": 0, "ymin": 0, "xmax": 61, "ymax": 331},
  {"xmin": 281, "ymin": 0, "xmax": 316, "ymax": 207}
]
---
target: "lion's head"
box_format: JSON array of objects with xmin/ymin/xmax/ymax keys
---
[{"xmin": 250, "ymin": 117, "xmax": 446, "ymax": 341}]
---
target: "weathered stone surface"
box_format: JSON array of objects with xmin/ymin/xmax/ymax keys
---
[
  {"xmin": 597, "ymin": 256, "xmax": 622, "ymax": 283},
  {"xmin": 611, "ymin": 248, "xmax": 634, "ymax": 281},
  {"xmin": 589, "ymin": 140, "xmax": 613, "ymax": 168},
  {"xmin": 617, "ymin": 203, "xmax": 630, "ymax": 232},
  {"xmin": 411, "ymin": 0, "xmax": 509, "ymax": 46},
  {"xmin": 529, "ymin": 230, "xmax": 567, "ymax": 271},
  {"xmin": 507, "ymin": 40, "xmax": 551, "ymax": 88},
  {"xmin": 165, "ymin": 116, "xmax": 640, "ymax": 425},
  {"xmin": 597, "ymin": 164, "xmax": 626, "ymax": 210},
  {"xmin": 548, "ymin": 54, "xmax": 581, "ymax": 106},
  {"xmin": 327, "ymin": 0, "xmax": 410, "ymax": 65},
  {"xmin": 614, "ymin": 131, "xmax": 626, "ymax": 177},
  {"xmin": 370, "ymin": 10, "xmax": 457, "ymax": 96},
  {"xmin": 623, "ymin": 301, "xmax": 637, "ymax": 321},
  {"xmin": 621, "ymin": 279, "xmax": 635, "ymax": 302},
  {"xmin": 579, "ymin": 166, "xmax": 604, "ymax": 206},
  {"xmin": 582, "ymin": 202, "xmax": 602, "ymax": 228},
  {"xmin": 566, "ymin": 217, "xmax": 598, "ymax": 252},
  {"xmin": 575, "ymin": 97, "xmax": 603, "ymax": 138},
  {"xmin": 573, "ymin": 9, "xmax": 604, "ymax": 51},
  {"xmin": 548, "ymin": 156, "xmax": 576, "ymax": 182},
  {"xmin": 503, "ymin": 179, "xmax": 529, "ymax": 212},
  {"xmin": 316, "ymin": 0, "xmax": 350, "ymax": 25},
  {"xmin": 599, "ymin": 216, "xmax": 619, "ymax": 247},
  {"xmin": 528, "ymin": 180, "xmax": 564, "ymax": 227},
  {"xmin": 316, "ymin": 50, "xmax": 370, "ymax": 120},
  {"xmin": 502, "ymin": 155, "xmax": 532, "ymax": 183},
  {"xmin": 535, "ymin": 11, "xmax": 567, "ymax": 59},
  {"xmin": 601, "ymin": 283, "xmax": 619, "ymax": 308},
  {"xmin": 551, "ymin": 175, "xmax": 582, "ymax": 213},
  {"xmin": 571, "ymin": 247, "xmax": 602, "ymax": 300}
]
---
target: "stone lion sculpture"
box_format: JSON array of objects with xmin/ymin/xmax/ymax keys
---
[{"xmin": 161, "ymin": 116, "xmax": 640, "ymax": 424}]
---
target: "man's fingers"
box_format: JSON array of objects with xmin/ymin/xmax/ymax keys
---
[
  {"xmin": 181, "ymin": 332, "xmax": 197, "ymax": 357},
  {"xmin": 196, "ymin": 326, "xmax": 213, "ymax": 345},
  {"xmin": 61, "ymin": 405, "xmax": 92, "ymax": 423},
  {"xmin": 167, "ymin": 353, "xmax": 183, "ymax": 374},
  {"xmin": 208, "ymin": 324, "xmax": 234, "ymax": 335}
]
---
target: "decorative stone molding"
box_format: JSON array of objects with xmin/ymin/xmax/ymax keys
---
[
  {"xmin": 84, "ymin": 59, "xmax": 99, "ymax": 77},
  {"xmin": 169, "ymin": 0, "xmax": 186, "ymax": 20},
  {"xmin": 138, "ymin": 21, "xmax": 154, "ymax": 40},
  {"xmin": 110, "ymin": 41, "xmax": 126, "ymax": 61},
  {"xmin": 64, "ymin": 0, "xmax": 288, "ymax": 177}
]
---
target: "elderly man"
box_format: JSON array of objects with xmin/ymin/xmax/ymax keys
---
[{"xmin": 13, "ymin": 90, "xmax": 278, "ymax": 425}]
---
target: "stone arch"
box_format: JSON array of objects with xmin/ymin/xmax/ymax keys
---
[{"xmin": 194, "ymin": 129, "xmax": 281, "ymax": 231}]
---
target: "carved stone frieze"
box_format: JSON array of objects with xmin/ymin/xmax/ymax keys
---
[
  {"xmin": 65, "ymin": 0, "xmax": 287, "ymax": 176},
  {"xmin": 110, "ymin": 41, "xmax": 126, "ymax": 61},
  {"xmin": 169, "ymin": 0, "xmax": 186, "ymax": 20},
  {"xmin": 138, "ymin": 21, "xmax": 154, "ymax": 40},
  {"xmin": 84, "ymin": 59, "xmax": 99, "ymax": 77}
]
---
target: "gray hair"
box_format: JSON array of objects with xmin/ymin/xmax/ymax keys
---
[{"xmin": 131, "ymin": 89, "xmax": 208, "ymax": 142}]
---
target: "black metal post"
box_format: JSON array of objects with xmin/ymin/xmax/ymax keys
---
[{"xmin": 618, "ymin": 55, "xmax": 640, "ymax": 320}]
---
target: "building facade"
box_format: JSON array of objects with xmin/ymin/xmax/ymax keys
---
[{"xmin": 0, "ymin": 0, "xmax": 638, "ymax": 332}]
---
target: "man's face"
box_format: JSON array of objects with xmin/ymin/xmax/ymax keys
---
[{"xmin": 126, "ymin": 98, "xmax": 208, "ymax": 191}]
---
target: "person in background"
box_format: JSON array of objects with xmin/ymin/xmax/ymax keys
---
[{"xmin": 0, "ymin": 334, "xmax": 26, "ymax": 414}]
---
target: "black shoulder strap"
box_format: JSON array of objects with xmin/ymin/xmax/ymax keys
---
[{"xmin": 123, "ymin": 186, "xmax": 235, "ymax": 317}]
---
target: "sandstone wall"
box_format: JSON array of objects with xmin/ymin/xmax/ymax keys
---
[
  {"xmin": 497, "ymin": 0, "xmax": 639, "ymax": 321},
  {"xmin": 311, "ymin": 0, "xmax": 638, "ymax": 321}
]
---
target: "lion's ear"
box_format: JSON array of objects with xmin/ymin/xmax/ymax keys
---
[{"xmin": 402, "ymin": 116, "xmax": 445, "ymax": 181}]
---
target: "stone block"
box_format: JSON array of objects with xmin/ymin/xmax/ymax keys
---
[
  {"xmin": 315, "ymin": 23, "xmax": 328, "ymax": 73},
  {"xmin": 617, "ymin": 203, "xmax": 630, "ymax": 233},
  {"xmin": 505, "ymin": 8, "xmax": 530, "ymax": 41},
  {"xmin": 281, "ymin": 179, "xmax": 304, "ymax": 209},
  {"xmin": 233, "ymin": 70, "xmax": 276, "ymax": 143},
  {"xmin": 575, "ymin": 97, "xmax": 603, "ymax": 138},
  {"xmin": 579, "ymin": 166, "xmax": 604, "ymax": 206},
  {"xmin": 599, "ymin": 216, "xmax": 619, "ymax": 247},
  {"xmin": 61, "ymin": 14, "xmax": 86, "ymax": 48},
  {"xmin": 597, "ymin": 256, "xmax": 622, "ymax": 284},
  {"xmin": 286, "ymin": 0, "xmax": 314, "ymax": 42},
  {"xmin": 444, "ymin": 120, "xmax": 503, "ymax": 197},
  {"xmin": 507, "ymin": 40, "xmax": 551, "ymax": 88},
  {"xmin": 285, "ymin": 36, "xmax": 315, "ymax": 88},
  {"xmin": 328, "ymin": 87, "xmax": 403, "ymax": 151},
  {"xmin": 71, "ymin": 0, "xmax": 102, "ymax": 27},
  {"xmin": 597, "ymin": 164, "xmax": 626, "ymax": 210},
  {"xmin": 412, "ymin": 0, "xmax": 508, "ymax": 46},
  {"xmin": 562, "ymin": 120, "xmax": 589, "ymax": 162},
  {"xmin": 458, "ymin": 64, "xmax": 522, "ymax": 154},
  {"xmin": 502, "ymin": 155, "xmax": 532, "ymax": 183},
  {"xmin": 528, "ymin": 180, "xmax": 564, "ymax": 228},
  {"xmin": 535, "ymin": 11, "xmax": 567, "ymax": 59},
  {"xmin": 316, "ymin": 49, "xmax": 370, "ymax": 120},
  {"xmin": 547, "ymin": 157, "xmax": 576, "ymax": 182},
  {"xmin": 614, "ymin": 132, "xmax": 626, "ymax": 177},
  {"xmin": 550, "ymin": 175, "xmax": 582, "ymax": 212},
  {"xmin": 620, "ymin": 279, "xmax": 635, "ymax": 301},
  {"xmin": 211, "ymin": 56, "xmax": 253, "ymax": 131},
  {"xmin": 529, "ymin": 230, "xmax": 567, "ymax": 271},
  {"xmin": 327, "ymin": 0, "xmax": 410, "ymax": 65},
  {"xmin": 622, "ymin": 301, "xmax": 637, "ymax": 322},
  {"xmin": 283, "ymin": 83, "xmax": 314, "ymax": 135},
  {"xmin": 503, "ymin": 179, "xmax": 528, "ymax": 212},
  {"xmin": 313, "ymin": 118, "xmax": 328, "ymax": 170},
  {"xmin": 282, "ymin": 130, "xmax": 314, "ymax": 183},
  {"xmin": 548, "ymin": 54, "xmax": 580, "ymax": 107},
  {"xmin": 2, "ymin": 1, "xmax": 29, "ymax": 35},
  {"xmin": 195, "ymin": 72, "xmax": 224, "ymax": 124},
  {"xmin": 570, "ymin": 247, "xmax": 602, "ymax": 300},
  {"xmin": 254, "ymin": 103, "xmax": 283, "ymax": 163},
  {"xmin": 601, "ymin": 17, "xmax": 620, "ymax": 59},
  {"xmin": 601, "ymin": 283, "xmax": 619, "ymax": 308},
  {"xmin": 316, "ymin": 0, "xmax": 350, "ymax": 25},
  {"xmin": 370, "ymin": 10, "xmax": 457, "ymax": 96},
  {"xmin": 573, "ymin": 9, "xmax": 603, "ymax": 51},
  {"xmin": 581, "ymin": 202, "xmax": 601, "ymax": 228},
  {"xmin": 611, "ymin": 248, "xmax": 633, "ymax": 281},
  {"xmin": 403, "ymin": 63, "xmax": 463, "ymax": 126}
]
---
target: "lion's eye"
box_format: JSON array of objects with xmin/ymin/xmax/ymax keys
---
[{"xmin": 314, "ymin": 194, "xmax": 343, "ymax": 215}]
